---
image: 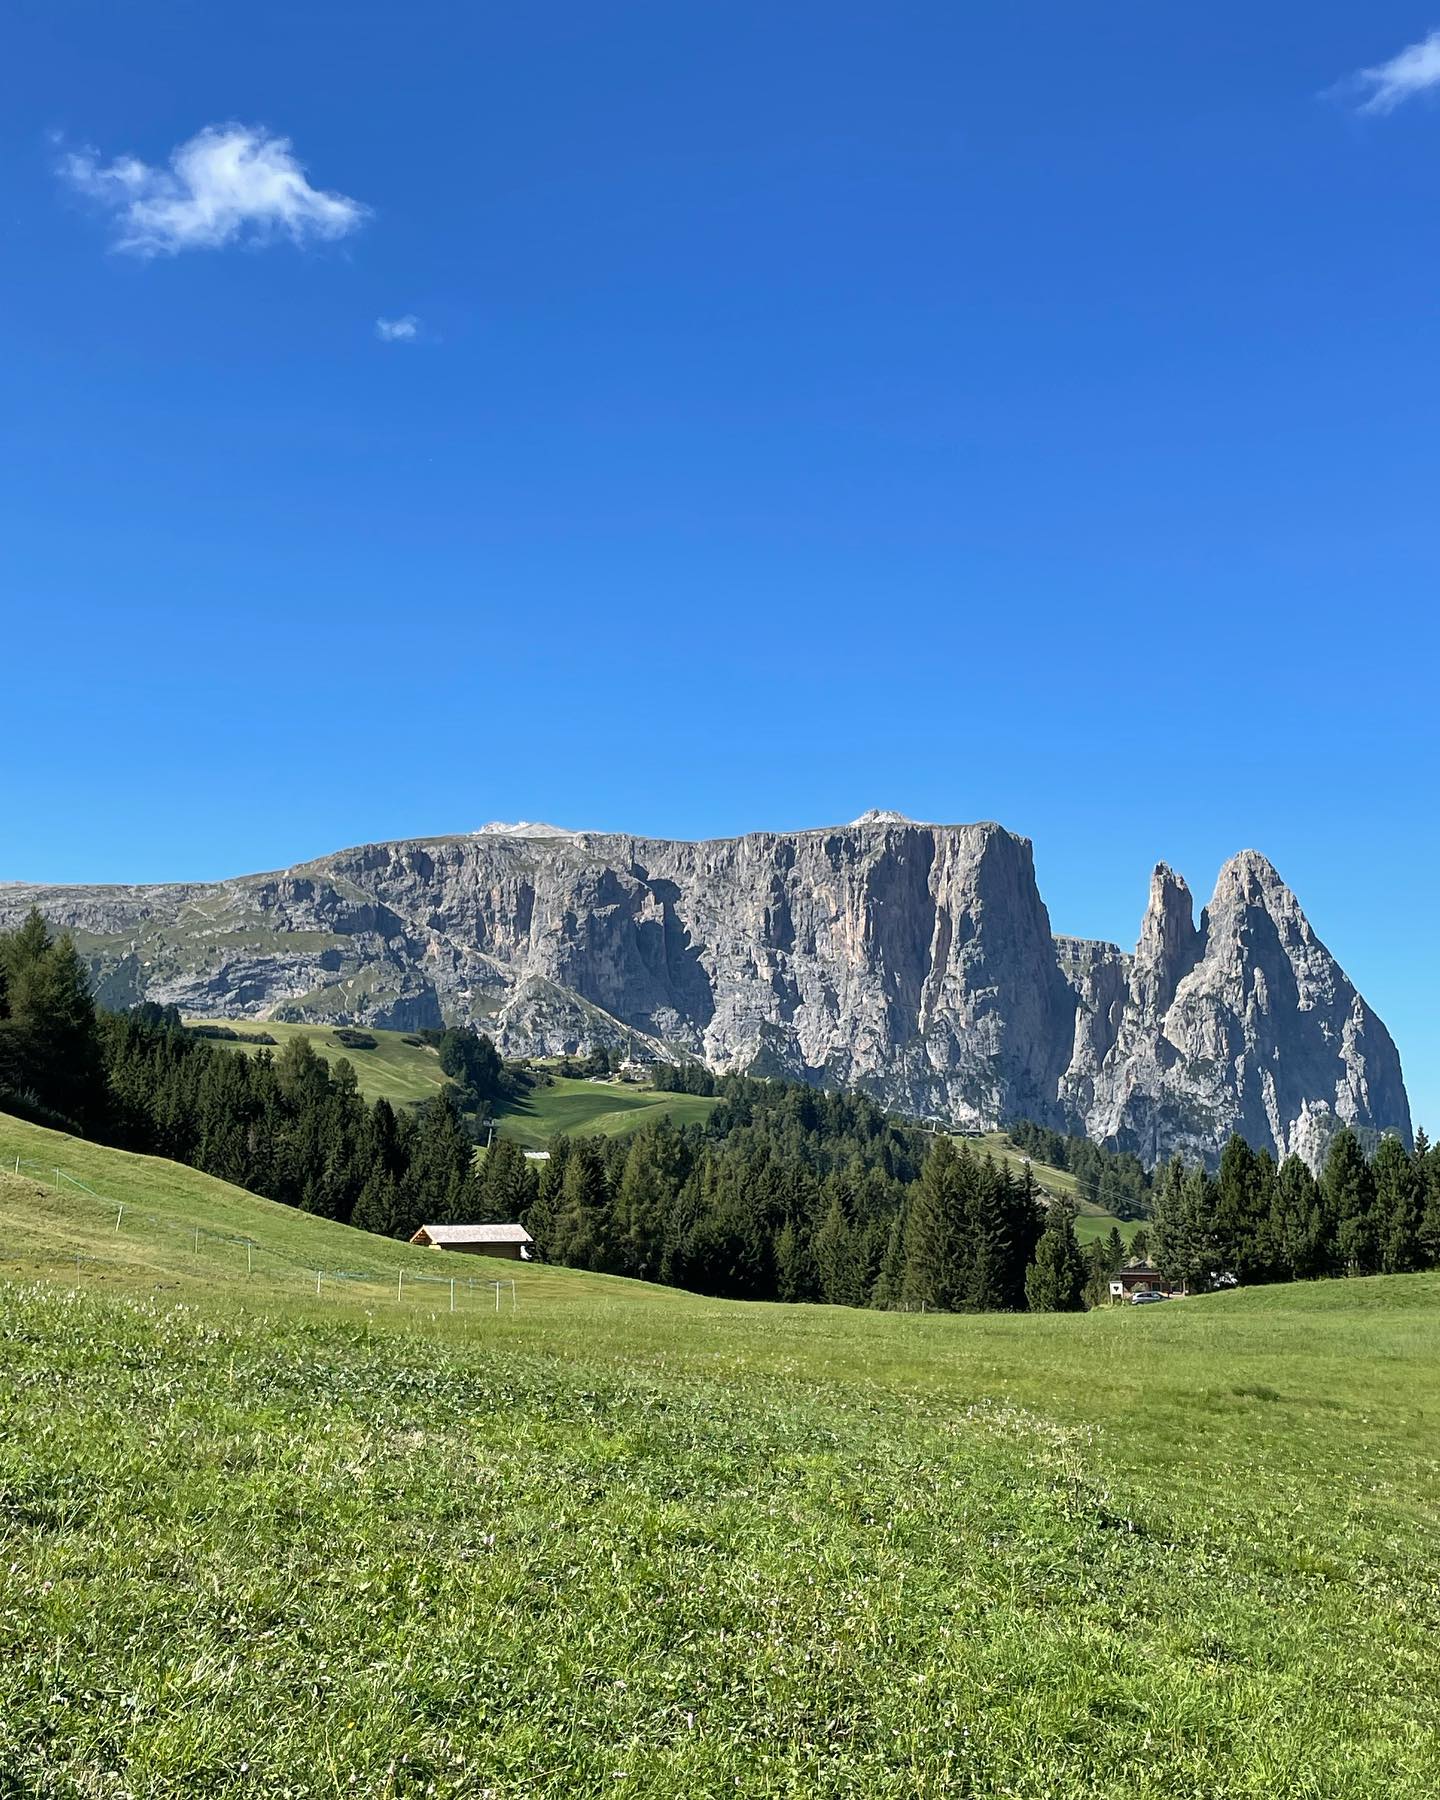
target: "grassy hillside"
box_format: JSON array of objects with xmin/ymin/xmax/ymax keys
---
[
  {"xmin": 184, "ymin": 1018, "xmax": 451, "ymax": 1107},
  {"xmin": 0, "ymin": 1112, "xmax": 658, "ymax": 1313},
  {"xmin": 973, "ymin": 1130, "xmax": 1141, "ymax": 1245},
  {"xmin": 492, "ymin": 1073, "xmax": 721, "ymax": 1147},
  {"xmin": 187, "ymin": 1022, "xmax": 722, "ymax": 1146},
  {"xmin": 3, "ymin": 1113, "xmax": 1439, "ymax": 1795}
]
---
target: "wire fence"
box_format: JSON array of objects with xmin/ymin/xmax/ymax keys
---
[{"xmin": 1, "ymin": 1152, "xmax": 519, "ymax": 1316}]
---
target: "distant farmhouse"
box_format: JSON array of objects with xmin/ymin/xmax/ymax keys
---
[
  {"xmin": 409, "ymin": 1223, "xmax": 533, "ymax": 1261},
  {"xmin": 1108, "ymin": 1264, "xmax": 1178, "ymax": 1302}
]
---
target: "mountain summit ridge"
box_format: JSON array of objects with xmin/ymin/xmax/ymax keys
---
[{"xmin": 2, "ymin": 818, "xmax": 1409, "ymax": 1167}]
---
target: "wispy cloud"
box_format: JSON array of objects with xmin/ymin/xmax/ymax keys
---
[
  {"xmin": 59, "ymin": 123, "xmax": 368, "ymax": 256},
  {"xmin": 1345, "ymin": 28, "xmax": 1440, "ymax": 114},
  {"xmin": 375, "ymin": 315, "xmax": 420, "ymax": 342}
]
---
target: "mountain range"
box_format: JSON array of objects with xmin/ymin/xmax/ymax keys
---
[{"xmin": 2, "ymin": 813, "xmax": 1410, "ymax": 1167}]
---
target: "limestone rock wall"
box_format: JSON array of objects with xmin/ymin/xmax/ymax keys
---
[{"xmin": 1, "ymin": 822, "xmax": 1411, "ymax": 1166}]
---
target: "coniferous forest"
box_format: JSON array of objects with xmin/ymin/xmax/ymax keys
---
[{"xmin": 3, "ymin": 907, "xmax": 1439, "ymax": 1311}]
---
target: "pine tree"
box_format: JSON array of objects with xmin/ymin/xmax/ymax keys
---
[
  {"xmin": 1370, "ymin": 1134, "xmax": 1421, "ymax": 1274},
  {"xmin": 1324, "ymin": 1128, "xmax": 1377, "ymax": 1275},
  {"xmin": 551, "ymin": 1139, "xmax": 614, "ymax": 1271},
  {"xmin": 1418, "ymin": 1133, "xmax": 1440, "ymax": 1271},
  {"xmin": 870, "ymin": 1207, "xmax": 907, "ymax": 1309},
  {"xmin": 1272, "ymin": 1154, "xmax": 1326, "ymax": 1278},
  {"xmin": 812, "ymin": 1195, "xmax": 864, "ymax": 1306},
  {"xmin": 351, "ymin": 1169, "xmax": 410, "ymax": 1240},
  {"xmin": 772, "ymin": 1217, "xmax": 814, "ymax": 1302},
  {"xmin": 1024, "ymin": 1199, "xmax": 1087, "ymax": 1311},
  {"xmin": 0, "ymin": 909, "xmax": 106, "ymax": 1129},
  {"xmin": 901, "ymin": 1137, "xmax": 970, "ymax": 1311}
]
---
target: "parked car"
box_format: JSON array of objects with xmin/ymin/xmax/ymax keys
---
[{"xmin": 1128, "ymin": 1290, "xmax": 1169, "ymax": 1304}]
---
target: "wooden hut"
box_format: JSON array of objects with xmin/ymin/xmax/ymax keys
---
[{"xmin": 409, "ymin": 1223, "xmax": 533, "ymax": 1261}]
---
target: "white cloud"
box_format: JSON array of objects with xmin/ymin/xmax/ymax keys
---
[
  {"xmin": 375, "ymin": 315, "xmax": 420, "ymax": 342},
  {"xmin": 60, "ymin": 123, "xmax": 368, "ymax": 256},
  {"xmin": 1348, "ymin": 29, "xmax": 1440, "ymax": 114}
]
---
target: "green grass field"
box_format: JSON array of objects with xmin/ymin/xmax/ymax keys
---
[
  {"xmin": 184, "ymin": 1018, "xmax": 452, "ymax": 1107},
  {"xmin": 492, "ymin": 1075, "xmax": 721, "ymax": 1147},
  {"xmin": 5, "ymin": 1112, "xmax": 1437, "ymax": 1796}
]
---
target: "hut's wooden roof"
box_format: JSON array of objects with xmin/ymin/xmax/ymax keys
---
[{"xmin": 411, "ymin": 1222, "xmax": 533, "ymax": 1246}]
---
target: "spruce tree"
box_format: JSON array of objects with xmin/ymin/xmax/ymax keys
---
[
  {"xmin": 1024, "ymin": 1199, "xmax": 1087, "ymax": 1312},
  {"xmin": 772, "ymin": 1218, "xmax": 814, "ymax": 1303},
  {"xmin": 1151, "ymin": 1157, "xmax": 1220, "ymax": 1292},
  {"xmin": 612, "ymin": 1131, "xmax": 669, "ymax": 1279},
  {"xmin": 0, "ymin": 909, "xmax": 106, "ymax": 1129},
  {"xmin": 525, "ymin": 1140, "xmax": 569, "ymax": 1261},
  {"xmin": 1324, "ymin": 1128, "xmax": 1377, "ymax": 1275},
  {"xmin": 407, "ymin": 1090, "xmax": 478, "ymax": 1226},
  {"xmin": 901, "ymin": 1137, "xmax": 969, "ymax": 1311},
  {"xmin": 1214, "ymin": 1134, "xmax": 1268, "ymax": 1284},
  {"xmin": 1149, "ymin": 1156, "xmax": 1191, "ymax": 1286},
  {"xmin": 551, "ymin": 1139, "xmax": 614, "ymax": 1271},
  {"xmin": 963, "ymin": 1156, "xmax": 1017, "ymax": 1311},
  {"xmin": 1418, "ymin": 1133, "xmax": 1440, "ymax": 1271},
  {"xmin": 1082, "ymin": 1237, "xmax": 1113, "ymax": 1308},
  {"xmin": 1272, "ymin": 1154, "xmax": 1326, "ymax": 1278},
  {"xmin": 870, "ymin": 1207, "xmax": 907, "ymax": 1309},
  {"xmin": 1370, "ymin": 1134, "xmax": 1421, "ymax": 1274},
  {"xmin": 480, "ymin": 1137, "xmax": 539, "ymax": 1228},
  {"xmin": 812, "ymin": 1195, "xmax": 864, "ymax": 1306},
  {"xmin": 351, "ymin": 1169, "xmax": 410, "ymax": 1240}
]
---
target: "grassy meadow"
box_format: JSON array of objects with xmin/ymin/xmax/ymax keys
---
[
  {"xmin": 184, "ymin": 1019, "xmax": 453, "ymax": 1108},
  {"xmin": 3, "ymin": 1111, "xmax": 1439, "ymax": 1796},
  {"xmin": 490, "ymin": 1074, "xmax": 721, "ymax": 1147}
]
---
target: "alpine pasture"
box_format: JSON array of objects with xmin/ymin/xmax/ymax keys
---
[{"xmin": 2, "ymin": 1113, "xmax": 1438, "ymax": 1797}]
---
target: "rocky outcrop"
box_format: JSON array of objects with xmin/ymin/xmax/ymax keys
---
[
  {"xmin": 1058, "ymin": 851, "xmax": 1411, "ymax": 1165},
  {"xmin": 0, "ymin": 821, "xmax": 1411, "ymax": 1166}
]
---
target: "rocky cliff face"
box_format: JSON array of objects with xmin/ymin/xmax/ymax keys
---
[
  {"xmin": 1059, "ymin": 850, "xmax": 1411, "ymax": 1168},
  {"xmin": 0, "ymin": 819, "xmax": 1411, "ymax": 1166}
]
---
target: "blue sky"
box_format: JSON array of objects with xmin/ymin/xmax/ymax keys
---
[{"xmin": 3, "ymin": 4, "xmax": 1438, "ymax": 1126}]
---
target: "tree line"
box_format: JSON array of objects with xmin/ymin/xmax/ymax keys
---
[
  {"xmin": 4, "ymin": 908, "xmax": 1437, "ymax": 1313},
  {"xmin": 520, "ymin": 1109, "xmax": 1060, "ymax": 1310},
  {"xmin": 1148, "ymin": 1129, "xmax": 1440, "ymax": 1289},
  {"xmin": 0, "ymin": 909, "xmax": 1085, "ymax": 1310}
]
